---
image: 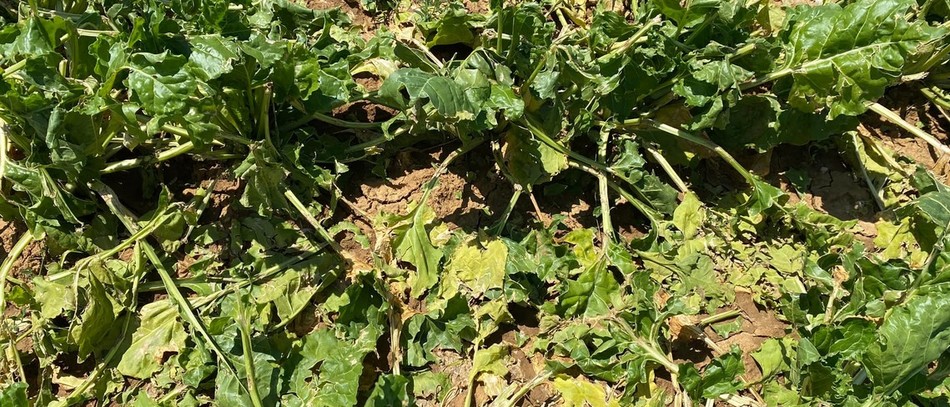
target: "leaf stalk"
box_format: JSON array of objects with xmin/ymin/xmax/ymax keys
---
[{"xmin": 868, "ymin": 102, "xmax": 950, "ymax": 155}]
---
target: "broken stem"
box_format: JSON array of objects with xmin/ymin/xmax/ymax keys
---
[
  {"xmin": 597, "ymin": 129, "xmax": 614, "ymax": 243},
  {"xmin": 283, "ymin": 189, "xmax": 344, "ymax": 256},
  {"xmin": 0, "ymin": 230, "xmax": 31, "ymax": 384},
  {"xmin": 647, "ymin": 121, "xmax": 756, "ymax": 185},
  {"xmin": 698, "ymin": 310, "xmax": 741, "ymax": 327},
  {"xmin": 647, "ymin": 146, "xmax": 690, "ymax": 194},
  {"xmin": 497, "ymin": 368, "xmax": 555, "ymax": 407},
  {"xmin": 101, "ymin": 141, "xmax": 195, "ymax": 174},
  {"xmin": 237, "ymin": 293, "xmax": 264, "ymax": 407},
  {"xmin": 490, "ymin": 186, "xmax": 523, "ymax": 235},
  {"xmin": 92, "ymin": 183, "xmax": 252, "ymax": 401}
]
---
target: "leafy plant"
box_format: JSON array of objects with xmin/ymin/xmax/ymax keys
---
[{"xmin": 1, "ymin": 0, "xmax": 949, "ymax": 405}]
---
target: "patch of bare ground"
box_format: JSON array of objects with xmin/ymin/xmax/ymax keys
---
[
  {"xmin": 164, "ymin": 161, "xmax": 243, "ymax": 277},
  {"xmin": 1, "ymin": 218, "xmax": 21, "ymax": 259},
  {"xmin": 423, "ymin": 342, "xmax": 554, "ymax": 407},
  {"xmin": 463, "ymin": 0, "xmax": 489, "ymax": 14},
  {"xmin": 337, "ymin": 143, "xmax": 613, "ymax": 264},
  {"xmin": 307, "ymin": 0, "xmax": 378, "ymax": 36},
  {"xmin": 762, "ymin": 145, "xmax": 878, "ymax": 222},
  {"xmin": 670, "ymin": 289, "xmax": 788, "ymax": 404},
  {"xmin": 1, "ymin": 219, "xmax": 47, "ymax": 281},
  {"xmin": 700, "ymin": 86, "xmax": 950, "ymax": 246},
  {"xmin": 746, "ymin": 142, "xmax": 879, "ymax": 247}
]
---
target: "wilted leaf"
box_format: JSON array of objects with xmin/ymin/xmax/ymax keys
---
[
  {"xmin": 70, "ymin": 275, "xmax": 116, "ymax": 360},
  {"xmin": 503, "ymin": 127, "xmax": 567, "ymax": 186},
  {"xmin": 118, "ymin": 300, "xmax": 187, "ymax": 379},
  {"xmin": 472, "ymin": 343, "xmax": 509, "ymax": 376}
]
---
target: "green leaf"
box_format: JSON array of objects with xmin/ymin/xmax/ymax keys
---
[
  {"xmin": 680, "ymin": 349, "xmax": 745, "ymax": 399},
  {"xmin": 8, "ymin": 17, "xmax": 61, "ymax": 57},
  {"xmin": 254, "ymin": 269, "xmax": 316, "ymax": 322},
  {"xmin": 652, "ymin": 0, "xmax": 724, "ymax": 28},
  {"xmin": 215, "ymin": 346, "xmax": 277, "ymax": 407},
  {"xmin": 293, "ymin": 329, "xmax": 375, "ymax": 406},
  {"xmin": 424, "ymin": 9, "xmax": 478, "ymax": 47},
  {"xmin": 916, "ymin": 191, "xmax": 950, "ymax": 227},
  {"xmin": 864, "ymin": 283, "xmax": 950, "ymax": 395},
  {"xmin": 748, "ymin": 178, "xmax": 787, "ymax": 216},
  {"xmin": 235, "ymin": 148, "xmax": 289, "ymax": 216},
  {"xmin": 379, "ymin": 68, "xmax": 475, "ymax": 120},
  {"xmin": 0, "ymin": 383, "xmax": 27, "ymax": 407},
  {"xmin": 388, "ymin": 203, "xmax": 444, "ymax": 297},
  {"xmin": 674, "ymin": 60, "xmax": 753, "ymax": 108},
  {"xmin": 117, "ymin": 300, "xmax": 188, "ymax": 379},
  {"xmin": 557, "ymin": 258, "xmax": 622, "ymax": 317},
  {"xmin": 293, "ymin": 58, "xmax": 356, "ymax": 113},
  {"xmin": 365, "ymin": 374, "xmax": 410, "ymax": 407},
  {"xmin": 495, "ymin": 4, "xmax": 554, "ymax": 78},
  {"xmin": 610, "ymin": 140, "xmax": 679, "ymax": 213},
  {"xmin": 827, "ymin": 319, "xmax": 876, "ymax": 359},
  {"xmin": 287, "ymin": 279, "xmax": 386, "ymax": 404},
  {"xmin": 127, "ymin": 52, "xmax": 198, "ymax": 117},
  {"xmin": 187, "ymin": 35, "xmax": 240, "ymax": 81},
  {"xmin": 402, "ymin": 295, "xmax": 475, "ymax": 366},
  {"xmin": 780, "ymin": 0, "xmax": 948, "ymax": 117},
  {"xmin": 2, "ymin": 162, "xmax": 84, "ymax": 224}
]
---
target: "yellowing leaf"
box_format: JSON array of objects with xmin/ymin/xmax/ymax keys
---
[
  {"xmin": 552, "ymin": 376, "xmax": 620, "ymax": 407},
  {"xmin": 873, "ymin": 219, "xmax": 917, "ymax": 260},
  {"xmin": 447, "ymin": 239, "xmax": 508, "ymax": 296},
  {"xmin": 474, "ymin": 299, "xmax": 512, "ymax": 340},
  {"xmin": 752, "ymin": 338, "xmax": 789, "ymax": 380},
  {"xmin": 32, "ymin": 277, "xmax": 73, "ymax": 320},
  {"xmin": 564, "ymin": 229, "xmax": 598, "ymax": 268},
  {"xmin": 767, "ymin": 244, "xmax": 803, "ymax": 275},
  {"xmin": 673, "ymin": 192, "xmax": 705, "ymax": 239},
  {"xmin": 472, "ymin": 343, "xmax": 509, "ymax": 377}
]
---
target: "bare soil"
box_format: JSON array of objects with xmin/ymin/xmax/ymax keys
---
[
  {"xmin": 337, "ymin": 143, "xmax": 612, "ymax": 264},
  {"xmin": 307, "ymin": 0, "xmax": 378, "ymax": 35},
  {"xmin": 1, "ymin": 219, "xmax": 47, "ymax": 281},
  {"xmin": 1, "ymin": 218, "xmax": 21, "ymax": 258},
  {"xmin": 768, "ymin": 144, "xmax": 878, "ymax": 221}
]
